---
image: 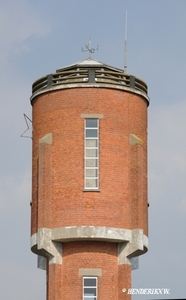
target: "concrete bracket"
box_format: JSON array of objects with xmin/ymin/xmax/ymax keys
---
[
  {"xmin": 37, "ymin": 255, "xmax": 47, "ymax": 270},
  {"xmin": 118, "ymin": 229, "xmax": 148, "ymax": 267},
  {"xmin": 37, "ymin": 228, "xmax": 62, "ymax": 265},
  {"xmin": 31, "ymin": 226, "xmax": 147, "ymax": 268}
]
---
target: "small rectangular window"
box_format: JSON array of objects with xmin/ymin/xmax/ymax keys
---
[
  {"xmin": 85, "ymin": 119, "xmax": 99, "ymax": 190},
  {"xmin": 86, "ymin": 129, "xmax": 98, "ymax": 138},
  {"xmin": 86, "ymin": 119, "xmax": 98, "ymax": 128},
  {"xmin": 86, "ymin": 139, "xmax": 98, "ymax": 147},
  {"xmin": 85, "ymin": 159, "xmax": 98, "ymax": 168},
  {"xmin": 86, "ymin": 169, "xmax": 98, "ymax": 177},
  {"xmin": 83, "ymin": 277, "xmax": 97, "ymax": 300}
]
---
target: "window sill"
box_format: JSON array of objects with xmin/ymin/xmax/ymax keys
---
[{"xmin": 83, "ymin": 189, "xmax": 100, "ymax": 192}]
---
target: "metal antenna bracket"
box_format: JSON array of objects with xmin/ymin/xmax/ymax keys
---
[{"xmin": 81, "ymin": 39, "xmax": 99, "ymax": 58}]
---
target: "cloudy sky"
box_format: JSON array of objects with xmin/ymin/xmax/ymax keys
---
[{"xmin": 0, "ymin": 1, "xmax": 185, "ymax": 299}]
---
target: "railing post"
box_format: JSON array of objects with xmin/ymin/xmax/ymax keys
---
[
  {"xmin": 88, "ymin": 69, "xmax": 95, "ymax": 83},
  {"xmin": 47, "ymin": 74, "xmax": 53, "ymax": 87},
  {"xmin": 130, "ymin": 75, "xmax": 135, "ymax": 89}
]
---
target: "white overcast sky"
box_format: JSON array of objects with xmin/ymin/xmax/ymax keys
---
[{"xmin": 0, "ymin": 1, "xmax": 185, "ymax": 299}]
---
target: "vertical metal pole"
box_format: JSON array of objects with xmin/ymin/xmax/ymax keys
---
[{"xmin": 124, "ymin": 10, "xmax": 128, "ymax": 73}]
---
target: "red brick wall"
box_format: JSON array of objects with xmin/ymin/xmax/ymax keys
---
[
  {"xmin": 63, "ymin": 242, "xmax": 117, "ymax": 300},
  {"xmin": 118, "ymin": 264, "xmax": 131, "ymax": 300},
  {"xmin": 46, "ymin": 241, "xmax": 132, "ymax": 300},
  {"xmin": 31, "ymin": 87, "xmax": 148, "ymax": 236}
]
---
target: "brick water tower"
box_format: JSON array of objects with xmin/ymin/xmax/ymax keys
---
[{"xmin": 30, "ymin": 56, "xmax": 149, "ymax": 300}]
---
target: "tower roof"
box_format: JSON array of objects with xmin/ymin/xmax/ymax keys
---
[{"xmin": 56, "ymin": 57, "xmax": 122, "ymax": 73}]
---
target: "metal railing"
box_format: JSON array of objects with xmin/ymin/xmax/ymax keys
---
[{"xmin": 32, "ymin": 66, "xmax": 148, "ymax": 96}]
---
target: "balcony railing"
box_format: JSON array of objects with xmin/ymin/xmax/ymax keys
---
[{"xmin": 32, "ymin": 66, "xmax": 148, "ymax": 98}]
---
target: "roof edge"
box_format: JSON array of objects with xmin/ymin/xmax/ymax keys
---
[{"xmin": 56, "ymin": 57, "xmax": 123, "ymax": 73}]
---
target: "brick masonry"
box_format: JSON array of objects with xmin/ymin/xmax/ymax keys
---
[
  {"xmin": 46, "ymin": 241, "xmax": 131, "ymax": 300},
  {"xmin": 31, "ymin": 86, "xmax": 148, "ymax": 300}
]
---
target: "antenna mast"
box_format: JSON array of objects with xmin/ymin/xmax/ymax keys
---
[{"xmin": 124, "ymin": 10, "xmax": 128, "ymax": 73}]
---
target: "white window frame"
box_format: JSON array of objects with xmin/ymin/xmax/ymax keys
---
[
  {"xmin": 84, "ymin": 119, "xmax": 99, "ymax": 190},
  {"xmin": 83, "ymin": 276, "xmax": 97, "ymax": 300}
]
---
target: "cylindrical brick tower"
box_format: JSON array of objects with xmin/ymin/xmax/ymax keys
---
[{"xmin": 30, "ymin": 57, "xmax": 149, "ymax": 300}]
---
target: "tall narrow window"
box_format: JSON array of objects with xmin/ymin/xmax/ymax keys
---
[
  {"xmin": 85, "ymin": 119, "xmax": 99, "ymax": 189},
  {"xmin": 83, "ymin": 277, "xmax": 97, "ymax": 300}
]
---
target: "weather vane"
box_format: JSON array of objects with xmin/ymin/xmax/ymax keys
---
[{"xmin": 81, "ymin": 39, "xmax": 99, "ymax": 58}]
